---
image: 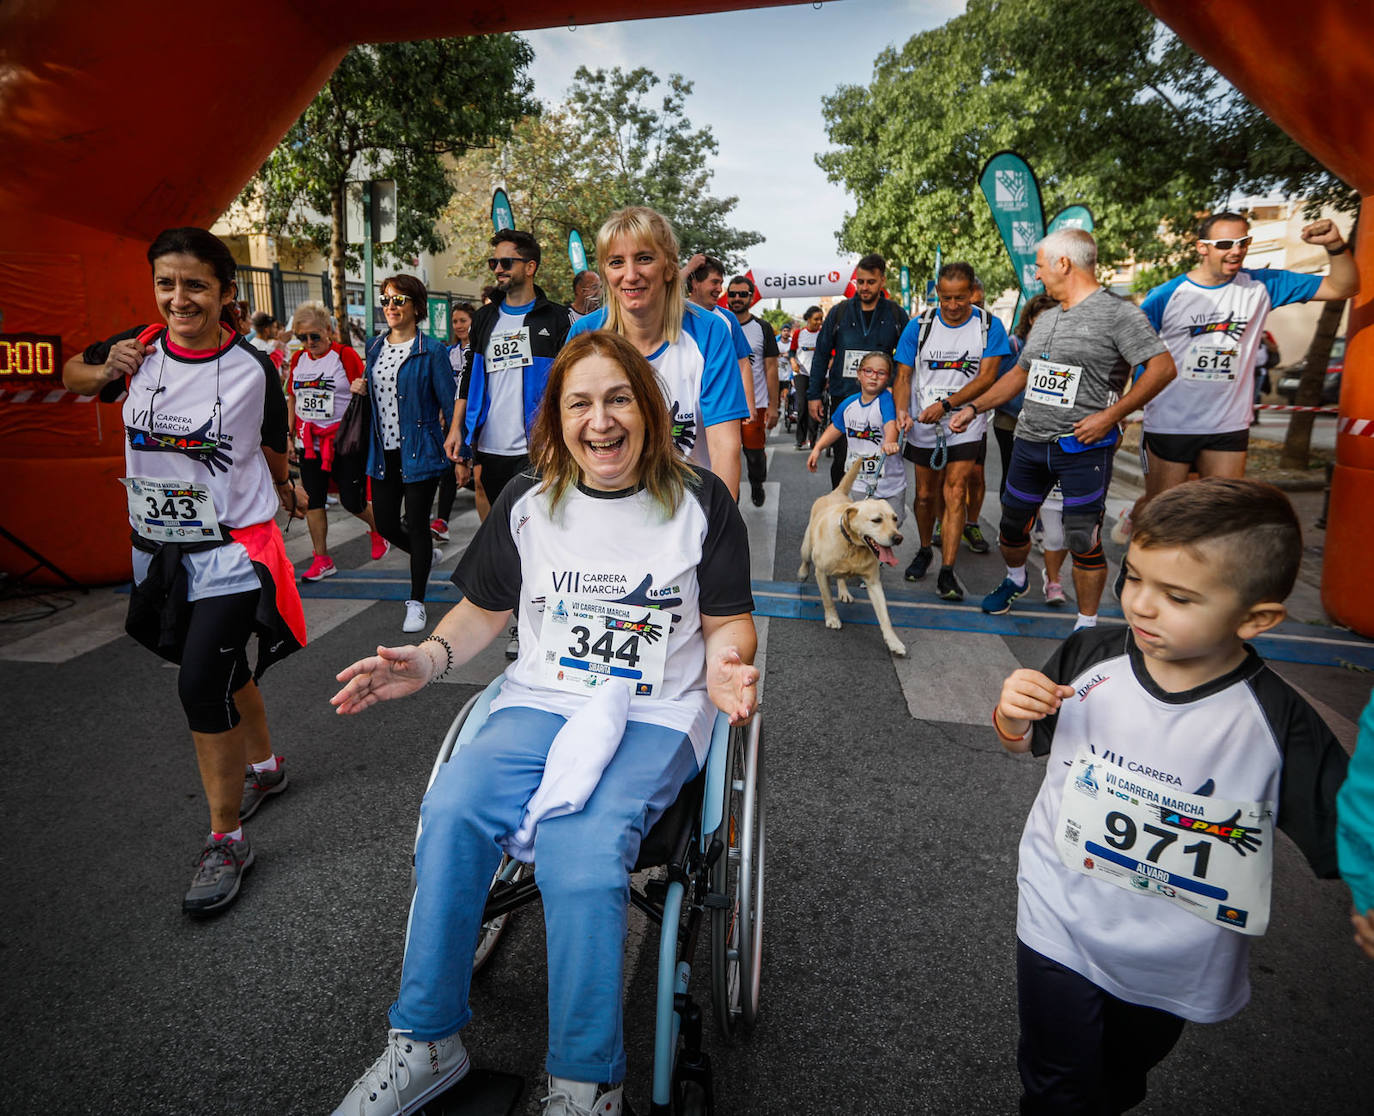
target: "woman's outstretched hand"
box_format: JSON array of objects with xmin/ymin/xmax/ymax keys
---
[
  {"xmin": 708, "ymin": 645, "xmax": 760, "ymax": 726},
  {"xmin": 331, "ymin": 644, "xmax": 435, "ymax": 714}
]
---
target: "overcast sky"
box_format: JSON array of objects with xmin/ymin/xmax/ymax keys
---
[{"xmin": 523, "ymin": 1, "xmax": 965, "ymax": 279}]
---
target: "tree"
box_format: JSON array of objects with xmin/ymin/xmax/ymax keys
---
[
  {"xmin": 565, "ymin": 67, "xmax": 762, "ymax": 267},
  {"xmin": 239, "ymin": 37, "xmax": 536, "ymax": 337},
  {"xmin": 818, "ymin": 0, "xmax": 1357, "ymax": 295},
  {"xmin": 443, "ymin": 108, "xmax": 621, "ymax": 303},
  {"xmin": 759, "ymin": 305, "xmax": 792, "ymax": 333}
]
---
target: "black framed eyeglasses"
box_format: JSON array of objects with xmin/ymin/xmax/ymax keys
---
[
  {"xmin": 1197, "ymin": 236, "xmax": 1252, "ymax": 251},
  {"xmin": 379, "ymin": 295, "xmax": 412, "ymax": 308},
  {"xmin": 488, "ymin": 257, "xmax": 529, "ymax": 271}
]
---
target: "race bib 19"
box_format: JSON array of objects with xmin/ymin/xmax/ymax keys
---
[
  {"xmin": 539, "ymin": 594, "xmax": 670, "ymax": 698},
  {"xmin": 295, "ymin": 385, "xmax": 334, "ymax": 422},
  {"xmin": 1183, "ymin": 334, "xmax": 1240, "ymax": 381},
  {"xmin": 121, "ymin": 477, "xmax": 223, "ymax": 542},
  {"xmin": 1026, "ymin": 358, "xmax": 1083, "ymax": 409},
  {"xmin": 1054, "ymin": 749, "xmax": 1273, "ymax": 935},
  {"xmin": 488, "ymin": 327, "xmax": 533, "ymax": 373}
]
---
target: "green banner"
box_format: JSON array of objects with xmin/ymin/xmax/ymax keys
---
[
  {"xmin": 1048, "ymin": 204, "xmax": 1095, "ymax": 234},
  {"xmin": 978, "ymin": 151, "xmax": 1045, "ymax": 299},
  {"xmin": 491, "ymin": 188, "xmax": 514, "ymax": 233},
  {"xmin": 427, "ymin": 296, "xmax": 450, "ymax": 341}
]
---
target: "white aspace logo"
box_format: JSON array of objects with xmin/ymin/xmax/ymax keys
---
[
  {"xmin": 1012, "ymin": 221, "xmax": 1038, "ymax": 252},
  {"xmin": 995, "ymin": 170, "xmax": 1027, "ymax": 210}
]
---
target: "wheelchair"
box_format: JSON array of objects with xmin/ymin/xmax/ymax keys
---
[{"xmin": 415, "ymin": 676, "xmax": 766, "ymax": 1114}]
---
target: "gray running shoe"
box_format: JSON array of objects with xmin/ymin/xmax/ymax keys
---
[
  {"xmin": 239, "ymin": 759, "xmax": 288, "ymax": 822},
  {"xmin": 332, "ymin": 1029, "xmax": 470, "ymax": 1116},
  {"xmin": 183, "ymin": 834, "xmax": 253, "ymax": 915}
]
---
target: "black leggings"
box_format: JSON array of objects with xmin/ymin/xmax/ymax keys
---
[
  {"xmin": 371, "ymin": 449, "xmax": 441, "ymax": 600},
  {"xmin": 995, "ymin": 421, "xmax": 1017, "ymax": 500},
  {"xmin": 299, "ymin": 452, "xmax": 367, "ymax": 514},
  {"xmin": 435, "ymin": 463, "xmax": 458, "ymax": 523},
  {"xmin": 178, "ymin": 589, "xmax": 259, "ymax": 733},
  {"xmin": 793, "ymin": 373, "xmax": 813, "ymax": 446}
]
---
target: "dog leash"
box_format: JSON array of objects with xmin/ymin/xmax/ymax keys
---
[
  {"xmin": 857, "ymin": 451, "xmax": 888, "ymax": 499},
  {"xmin": 931, "ymin": 425, "xmax": 948, "ymax": 471}
]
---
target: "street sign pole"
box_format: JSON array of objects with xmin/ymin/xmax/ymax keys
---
[{"xmin": 363, "ymin": 181, "xmax": 374, "ymax": 339}]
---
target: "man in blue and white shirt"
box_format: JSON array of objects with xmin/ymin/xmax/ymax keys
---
[{"xmin": 1138, "ymin": 213, "xmax": 1357, "ymax": 502}]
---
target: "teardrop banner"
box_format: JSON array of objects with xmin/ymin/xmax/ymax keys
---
[
  {"xmin": 978, "ymin": 150, "xmax": 1046, "ymax": 300},
  {"xmin": 568, "ymin": 229, "xmax": 587, "ymax": 272},
  {"xmin": 1048, "ymin": 204, "xmax": 1095, "ymax": 234},
  {"xmin": 491, "ymin": 187, "xmax": 514, "ymax": 233}
]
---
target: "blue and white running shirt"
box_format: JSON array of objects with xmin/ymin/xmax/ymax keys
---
[
  {"xmin": 831, "ymin": 390, "xmax": 905, "ymax": 501},
  {"xmin": 1141, "ymin": 269, "xmax": 1320, "ymax": 435},
  {"xmin": 568, "ymin": 303, "xmax": 750, "ymax": 468}
]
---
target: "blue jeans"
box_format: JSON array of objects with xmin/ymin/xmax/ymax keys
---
[{"xmin": 390, "ymin": 705, "xmax": 699, "ymax": 1083}]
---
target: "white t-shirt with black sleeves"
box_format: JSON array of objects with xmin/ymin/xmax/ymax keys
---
[
  {"xmin": 1017, "ymin": 626, "xmax": 1346, "ymax": 1023},
  {"xmin": 737, "ymin": 315, "xmax": 779, "ymax": 409},
  {"xmin": 371, "ymin": 339, "xmax": 409, "ymax": 451},
  {"xmin": 1141, "ymin": 269, "xmax": 1322, "ymax": 436},
  {"xmin": 454, "ymin": 468, "xmax": 754, "ymax": 764},
  {"xmin": 94, "ymin": 326, "xmax": 287, "ymax": 600},
  {"xmin": 791, "ymin": 326, "xmax": 821, "ymax": 375}
]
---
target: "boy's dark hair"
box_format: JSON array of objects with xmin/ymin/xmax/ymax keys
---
[
  {"xmin": 856, "ymin": 252, "xmax": 886, "ymax": 275},
  {"xmin": 1132, "ymin": 478, "xmax": 1301, "ymax": 605},
  {"xmin": 250, "ymin": 311, "xmax": 273, "ymax": 332},
  {"xmin": 804, "ymin": 304, "xmax": 822, "ymax": 319},
  {"xmin": 687, "ymin": 255, "xmax": 726, "ymax": 289},
  {"xmin": 491, "ymin": 229, "xmax": 541, "ymax": 268}
]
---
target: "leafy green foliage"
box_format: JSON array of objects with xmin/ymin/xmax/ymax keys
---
[
  {"xmin": 444, "ymin": 66, "xmax": 761, "ymax": 303},
  {"xmin": 759, "ymin": 305, "xmax": 793, "ymax": 332},
  {"xmin": 817, "ymin": 0, "xmax": 1357, "ymax": 294},
  {"xmin": 240, "ymin": 37, "xmax": 536, "ymax": 324}
]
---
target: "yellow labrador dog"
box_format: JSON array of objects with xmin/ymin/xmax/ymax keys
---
[{"xmin": 798, "ymin": 456, "xmax": 907, "ymax": 656}]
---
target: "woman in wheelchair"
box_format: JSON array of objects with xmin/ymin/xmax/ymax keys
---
[{"xmin": 330, "ymin": 329, "xmax": 760, "ymax": 1116}]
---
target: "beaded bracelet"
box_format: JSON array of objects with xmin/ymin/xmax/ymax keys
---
[{"xmin": 421, "ymin": 634, "xmax": 454, "ymax": 684}]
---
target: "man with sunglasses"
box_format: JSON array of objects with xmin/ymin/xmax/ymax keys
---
[
  {"xmin": 449, "ymin": 229, "xmax": 569, "ymax": 658},
  {"xmin": 683, "ymin": 253, "xmax": 755, "ymax": 452},
  {"xmin": 1137, "ymin": 213, "xmax": 1357, "ymax": 504},
  {"xmin": 725, "ymin": 275, "xmax": 779, "ymax": 506}
]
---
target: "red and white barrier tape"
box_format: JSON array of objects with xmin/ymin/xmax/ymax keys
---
[
  {"xmin": 1254, "ymin": 403, "xmax": 1341, "ymax": 414},
  {"xmin": 1338, "ymin": 418, "xmax": 1374, "ymax": 438}
]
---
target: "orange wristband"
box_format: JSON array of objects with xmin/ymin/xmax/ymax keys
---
[{"xmin": 992, "ymin": 706, "xmax": 1028, "ymax": 743}]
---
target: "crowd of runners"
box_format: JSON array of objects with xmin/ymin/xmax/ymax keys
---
[{"xmin": 58, "ymin": 202, "xmax": 1374, "ymax": 1116}]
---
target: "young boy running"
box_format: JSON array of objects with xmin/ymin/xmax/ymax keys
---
[
  {"xmin": 807, "ymin": 351, "xmax": 905, "ymax": 523},
  {"xmin": 993, "ymin": 478, "xmax": 1349, "ymax": 1113}
]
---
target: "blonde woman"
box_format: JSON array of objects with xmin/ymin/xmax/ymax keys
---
[{"xmin": 566, "ymin": 206, "xmax": 749, "ymax": 499}]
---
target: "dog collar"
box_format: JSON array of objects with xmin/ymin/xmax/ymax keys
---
[{"xmin": 840, "ymin": 517, "xmax": 860, "ymax": 549}]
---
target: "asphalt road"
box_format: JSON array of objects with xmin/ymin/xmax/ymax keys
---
[{"xmin": 2, "ymin": 422, "xmax": 1371, "ymax": 1115}]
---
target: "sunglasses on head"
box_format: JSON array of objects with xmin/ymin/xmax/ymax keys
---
[
  {"xmin": 379, "ymin": 295, "xmax": 412, "ymax": 308},
  {"xmin": 296, "ymin": 332, "xmax": 325, "ymax": 343},
  {"xmin": 1198, "ymin": 235, "xmax": 1252, "ymax": 251},
  {"xmin": 488, "ymin": 257, "xmax": 529, "ymax": 271}
]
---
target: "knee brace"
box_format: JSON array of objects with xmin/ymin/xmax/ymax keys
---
[
  {"xmin": 1065, "ymin": 511, "xmax": 1106, "ymax": 570},
  {"xmin": 999, "ymin": 507, "xmax": 1037, "ymax": 550}
]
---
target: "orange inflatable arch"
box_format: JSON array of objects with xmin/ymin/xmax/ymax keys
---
[{"xmin": 2, "ymin": 1, "xmax": 1371, "ymax": 631}]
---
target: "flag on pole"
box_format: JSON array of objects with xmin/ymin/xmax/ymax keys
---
[
  {"xmin": 491, "ymin": 188, "xmax": 514, "ymax": 233},
  {"xmin": 978, "ymin": 151, "xmax": 1046, "ymax": 299},
  {"xmin": 568, "ymin": 230, "xmax": 587, "ymax": 272}
]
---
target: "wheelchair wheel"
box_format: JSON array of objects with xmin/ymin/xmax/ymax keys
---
[
  {"xmin": 709, "ymin": 714, "xmax": 765, "ymax": 1039},
  {"xmin": 473, "ymin": 855, "xmax": 530, "ymax": 973}
]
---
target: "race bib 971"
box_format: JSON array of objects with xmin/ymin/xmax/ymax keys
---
[
  {"xmin": 121, "ymin": 477, "xmax": 223, "ymax": 542},
  {"xmin": 538, "ymin": 594, "xmax": 670, "ymax": 697},
  {"xmin": 1055, "ymin": 749, "xmax": 1273, "ymax": 935}
]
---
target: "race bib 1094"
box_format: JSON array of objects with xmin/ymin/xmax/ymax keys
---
[
  {"xmin": 1055, "ymin": 749, "xmax": 1273, "ymax": 935},
  {"xmin": 538, "ymin": 594, "xmax": 670, "ymax": 697},
  {"xmin": 1026, "ymin": 358, "xmax": 1083, "ymax": 409}
]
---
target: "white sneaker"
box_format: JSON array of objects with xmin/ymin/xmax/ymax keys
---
[
  {"xmin": 432, "ymin": 546, "xmax": 444, "ymax": 564},
  {"xmin": 402, "ymin": 600, "xmax": 426, "ymax": 633},
  {"xmin": 542, "ymin": 1077, "xmax": 623, "ymax": 1116},
  {"xmin": 332, "ymin": 1028, "xmax": 470, "ymax": 1116}
]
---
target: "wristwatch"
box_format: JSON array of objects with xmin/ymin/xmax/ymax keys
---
[{"xmin": 940, "ymin": 398, "xmax": 952, "ymax": 414}]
